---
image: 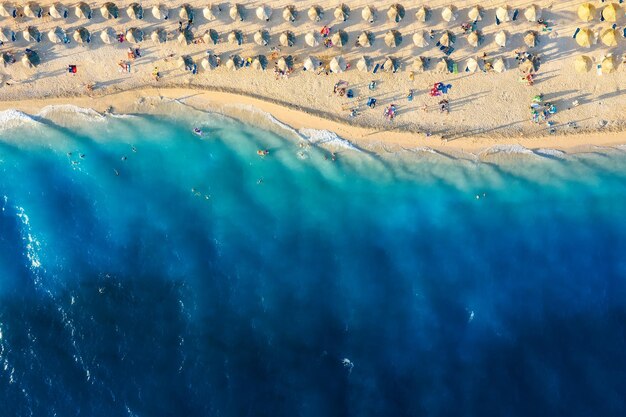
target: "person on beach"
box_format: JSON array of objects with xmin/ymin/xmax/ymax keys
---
[{"xmin": 152, "ymin": 67, "xmax": 160, "ymax": 81}]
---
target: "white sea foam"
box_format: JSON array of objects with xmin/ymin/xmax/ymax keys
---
[
  {"xmin": 534, "ymin": 148, "xmax": 566, "ymax": 158},
  {"xmin": 298, "ymin": 128, "xmax": 360, "ymax": 151},
  {"xmin": 479, "ymin": 144, "xmax": 535, "ymax": 157},
  {"xmin": 15, "ymin": 206, "xmax": 44, "ymax": 280},
  {"xmin": 37, "ymin": 104, "xmax": 106, "ymax": 122},
  {"xmin": 0, "ymin": 110, "xmax": 40, "ymax": 130}
]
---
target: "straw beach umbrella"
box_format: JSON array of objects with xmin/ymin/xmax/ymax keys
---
[
  {"xmin": 151, "ymin": 28, "xmax": 167, "ymax": 44},
  {"xmin": 387, "ymin": 4, "xmax": 404, "ymax": 23},
  {"xmin": 279, "ymin": 31, "xmax": 295, "ymax": 47},
  {"xmin": 23, "ymin": 26, "xmax": 41, "ymax": 42},
  {"xmin": 358, "ymin": 31, "xmax": 372, "ymax": 47},
  {"xmin": 256, "ymin": 5, "xmax": 271, "ymax": 21},
  {"xmin": 601, "ymin": 55, "xmax": 615, "ymax": 73},
  {"xmin": 305, "ymin": 31, "xmax": 319, "ymax": 47},
  {"xmin": 225, "ymin": 55, "xmax": 239, "ymax": 71},
  {"xmin": 277, "ymin": 56, "xmax": 292, "ymax": 72},
  {"xmin": 127, "ymin": 3, "xmax": 143, "ymax": 20},
  {"xmin": 100, "ymin": 28, "xmax": 115, "ymax": 44},
  {"xmin": 602, "ymin": 3, "xmax": 620, "ymax": 22},
  {"xmin": 75, "ymin": 2, "xmax": 91, "ymax": 19},
  {"xmin": 254, "ymin": 30, "xmax": 269, "ymax": 46},
  {"xmin": 100, "ymin": 3, "xmax": 118, "ymax": 19},
  {"xmin": 330, "ymin": 56, "xmax": 346, "ymax": 73},
  {"xmin": 152, "ymin": 5, "xmax": 168, "ymax": 20},
  {"xmin": 385, "ymin": 30, "xmax": 402, "ymax": 48},
  {"xmin": 283, "ymin": 6, "xmax": 296, "ymax": 22},
  {"xmin": 0, "ymin": 27, "xmax": 14, "ymax": 42},
  {"xmin": 22, "ymin": 51, "xmax": 39, "ymax": 68},
  {"xmin": 468, "ymin": 6, "xmax": 482, "ymax": 22},
  {"xmin": 73, "ymin": 27, "xmax": 90, "ymax": 44},
  {"xmin": 0, "ymin": 3, "xmax": 16, "ymax": 18},
  {"xmin": 519, "ymin": 59, "xmax": 535, "ymax": 73},
  {"xmin": 334, "ymin": 4, "xmax": 349, "ymax": 22},
  {"xmin": 308, "ymin": 6, "xmax": 322, "ymax": 22},
  {"xmin": 356, "ymin": 56, "xmax": 370, "ymax": 72},
  {"xmin": 383, "ymin": 57, "xmax": 398, "ymax": 73},
  {"xmin": 413, "ymin": 31, "xmax": 428, "ymax": 47},
  {"xmin": 24, "ymin": 3, "xmax": 43, "ymax": 18},
  {"xmin": 331, "ymin": 30, "xmax": 348, "ymax": 47},
  {"xmin": 228, "ymin": 30, "xmax": 242, "ymax": 45},
  {"xmin": 49, "ymin": 3, "xmax": 67, "ymax": 19},
  {"xmin": 465, "ymin": 57, "xmax": 479, "ymax": 73},
  {"xmin": 574, "ymin": 55, "xmax": 591, "ymax": 73},
  {"xmin": 524, "ymin": 5, "xmax": 541, "ymax": 22},
  {"xmin": 229, "ymin": 4, "xmax": 242, "ymax": 21},
  {"xmin": 178, "ymin": 55, "xmax": 193, "ymax": 69},
  {"xmin": 126, "ymin": 28, "xmax": 143, "ymax": 43},
  {"xmin": 47, "ymin": 27, "xmax": 65, "ymax": 43},
  {"xmin": 524, "ymin": 31, "xmax": 537, "ymax": 48},
  {"xmin": 600, "ymin": 28, "xmax": 618, "ymax": 47},
  {"xmin": 439, "ymin": 31, "xmax": 453, "ymax": 47},
  {"xmin": 578, "ymin": 3, "xmax": 595, "ymax": 22},
  {"xmin": 442, "ymin": 5, "xmax": 457, "ymax": 22},
  {"xmin": 493, "ymin": 58, "xmax": 506, "ymax": 73},
  {"xmin": 495, "ymin": 31, "xmax": 507, "ymax": 47},
  {"xmin": 415, "ymin": 6, "xmax": 428, "ymax": 22},
  {"xmin": 467, "ymin": 31, "xmax": 480, "ymax": 47},
  {"xmin": 435, "ymin": 58, "xmax": 449, "ymax": 73},
  {"xmin": 413, "ymin": 57, "xmax": 425, "ymax": 73},
  {"xmin": 251, "ymin": 56, "xmax": 266, "ymax": 71},
  {"xmin": 362, "ymin": 5, "xmax": 375, "ymax": 23},
  {"xmin": 202, "ymin": 29, "xmax": 218, "ymax": 45},
  {"xmin": 179, "ymin": 4, "xmax": 193, "ymax": 21},
  {"xmin": 203, "ymin": 4, "xmax": 219, "ymax": 21},
  {"xmin": 496, "ymin": 6, "xmax": 510, "ymax": 23},
  {"xmin": 575, "ymin": 29, "xmax": 593, "ymax": 47}
]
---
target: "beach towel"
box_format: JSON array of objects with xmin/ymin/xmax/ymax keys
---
[
  {"xmin": 373, "ymin": 63, "xmax": 380, "ymax": 73},
  {"xmin": 573, "ymin": 28, "xmax": 580, "ymax": 38},
  {"xmin": 512, "ymin": 9, "xmax": 519, "ymax": 21}
]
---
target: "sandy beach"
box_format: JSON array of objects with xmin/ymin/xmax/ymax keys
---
[{"xmin": 0, "ymin": 0, "xmax": 625, "ymax": 153}]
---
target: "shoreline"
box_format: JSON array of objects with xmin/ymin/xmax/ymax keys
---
[{"xmin": 1, "ymin": 87, "xmax": 624, "ymax": 155}]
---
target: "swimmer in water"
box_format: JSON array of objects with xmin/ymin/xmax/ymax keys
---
[
  {"xmin": 131, "ymin": 146, "xmax": 137, "ymax": 152},
  {"xmin": 121, "ymin": 156, "xmax": 127, "ymax": 161},
  {"xmin": 113, "ymin": 169, "xmax": 119, "ymax": 176},
  {"xmin": 79, "ymin": 154, "xmax": 85, "ymax": 159},
  {"xmin": 257, "ymin": 149, "xmax": 269, "ymax": 157},
  {"xmin": 193, "ymin": 127, "xmax": 202, "ymax": 136}
]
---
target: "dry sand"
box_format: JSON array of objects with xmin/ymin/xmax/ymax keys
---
[{"xmin": 0, "ymin": 0, "xmax": 625, "ymax": 153}]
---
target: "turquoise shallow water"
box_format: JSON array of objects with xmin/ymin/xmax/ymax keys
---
[{"xmin": 0, "ymin": 105, "xmax": 625, "ymax": 416}]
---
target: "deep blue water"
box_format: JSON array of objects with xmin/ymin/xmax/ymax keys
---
[{"xmin": 0, "ymin": 107, "xmax": 625, "ymax": 417}]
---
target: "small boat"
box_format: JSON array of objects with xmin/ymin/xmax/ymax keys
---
[
  {"xmin": 257, "ymin": 149, "xmax": 269, "ymax": 156},
  {"xmin": 192, "ymin": 127, "xmax": 203, "ymax": 136}
]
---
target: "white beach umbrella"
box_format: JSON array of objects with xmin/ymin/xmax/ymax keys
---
[
  {"xmin": 330, "ymin": 56, "xmax": 346, "ymax": 73},
  {"xmin": 415, "ymin": 6, "xmax": 428, "ymax": 22},
  {"xmin": 283, "ymin": 6, "xmax": 296, "ymax": 22},
  {"xmin": 226, "ymin": 56, "xmax": 239, "ymax": 71},
  {"xmin": 601, "ymin": 55, "xmax": 616, "ymax": 73},
  {"xmin": 0, "ymin": 3, "xmax": 16, "ymax": 18},
  {"xmin": 387, "ymin": 4, "xmax": 404, "ymax": 23},
  {"xmin": 279, "ymin": 31, "xmax": 294, "ymax": 47},
  {"xmin": 331, "ymin": 30, "xmax": 347, "ymax": 47},
  {"xmin": 524, "ymin": 5, "xmax": 541, "ymax": 22},
  {"xmin": 362, "ymin": 5, "xmax": 374, "ymax": 23},
  {"xmin": 178, "ymin": 31, "xmax": 191, "ymax": 45},
  {"xmin": 179, "ymin": 4, "xmax": 193, "ymax": 21},
  {"xmin": 229, "ymin": 4, "xmax": 242, "ymax": 21},
  {"xmin": 126, "ymin": 28, "xmax": 143, "ymax": 43},
  {"xmin": 413, "ymin": 57, "xmax": 425, "ymax": 73},
  {"xmin": 442, "ymin": 6, "xmax": 457, "ymax": 22},
  {"xmin": 600, "ymin": 28, "xmax": 618, "ymax": 47},
  {"xmin": 305, "ymin": 32, "xmax": 319, "ymax": 47},
  {"xmin": 100, "ymin": 2, "xmax": 118, "ymax": 19},
  {"xmin": 152, "ymin": 5, "xmax": 168, "ymax": 20},
  {"xmin": 465, "ymin": 57, "xmax": 479, "ymax": 73},
  {"xmin": 228, "ymin": 30, "xmax": 242, "ymax": 45},
  {"xmin": 493, "ymin": 58, "xmax": 506, "ymax": 73},
  {"xmin": 254, "ymin": 30, "xmax": 268, "ymax": 46},
  {"xmin": 413, "ymin": 31, "xmax": 428, "ymax": 47},
  {"xmin": 201, "ymin": 57, "xmax": 212, "ymax": 71},
  {"xmin": 73, "ymin": 27, "xmax": 90, "ymax": 44},
  {"xmin": 358, "ymin": 31, "xmax": 372, "ymax": 47},
  {"xmin": 47, "ymin": 27, "xmax": 65, "ymax": 43},
  {"xmin": 574, "ymin": 55, "xmax": 592, "ymax": 73},
  {"xmin": 468, "ymin": 6, "xmax": 482, "ymax": 22},
  {"xmin": 356, "ymin": 56, "xmax": 370, "ymax": 72},
  {"xmin": 127, "ymin": 3, "xmax": 143, "ymax": 20},
  {"xmin": 256, "ymin": 5, "xmax": 271, "ymax": 21},
  {"xmin": 75, "ymin": 2, "xmax": 91, "ymax": 19},
  {"xmin": 308, "ymin": 6, "xmax": 322, "ymax": 22},
  {"xmin": 100, "ymin": 28, "xmax": 115, "ymax": 44},
  {"xmin": 0, "ymin": 27, "xmax": 15, "ymax": 42},
  {"xmin": 151, "ymin": 29, "xmax": 166, "ymax": 44},
  {"xmin": 495, "ymin": 30, "xmax": 507, "ymax": 47},
  {"xmin": 385, "ymin": 30, "xmax": 402, "ymax": 48},
  {"xmin": 435, "ymin": 58, "xmax": 449, "ymax": 73},
  {"xmin": 24, "ymin": 3, "xmax": 42, "ymax": 18},
  {"xmin": 496, "ymin": 6, "xmax": 510, "ymax": 23},
  {"xmin": 439, "ymin": 31, "xmax": 452, "ymax": 47},
  {"xmin": 303, "ymin": 56, "xmax": 320, "ymax": 71},
  {"xmin": 467, "ymin": 31, "xmax": 480, "ymax": 47},
  {"xmin": 23, "ymin": 26, "xmax": 41, "ymax": 42},
  {"xmin": 383, "ymin": 57, "xmax": 398, "ymax": 73},
  {"xmin": 203, "ymin": 4, "xmax": 219, "ymax": 21},
  {"xmin": 49, "ymin": 3, "xmax": 67, "ymax": 19},
  {"xmin": 334, "ymin": 4, "xmax": 349, "ymax": 22},
  {"xmin": 22, "ymin": 53, "xmax": 38, "ymax": 68}
]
